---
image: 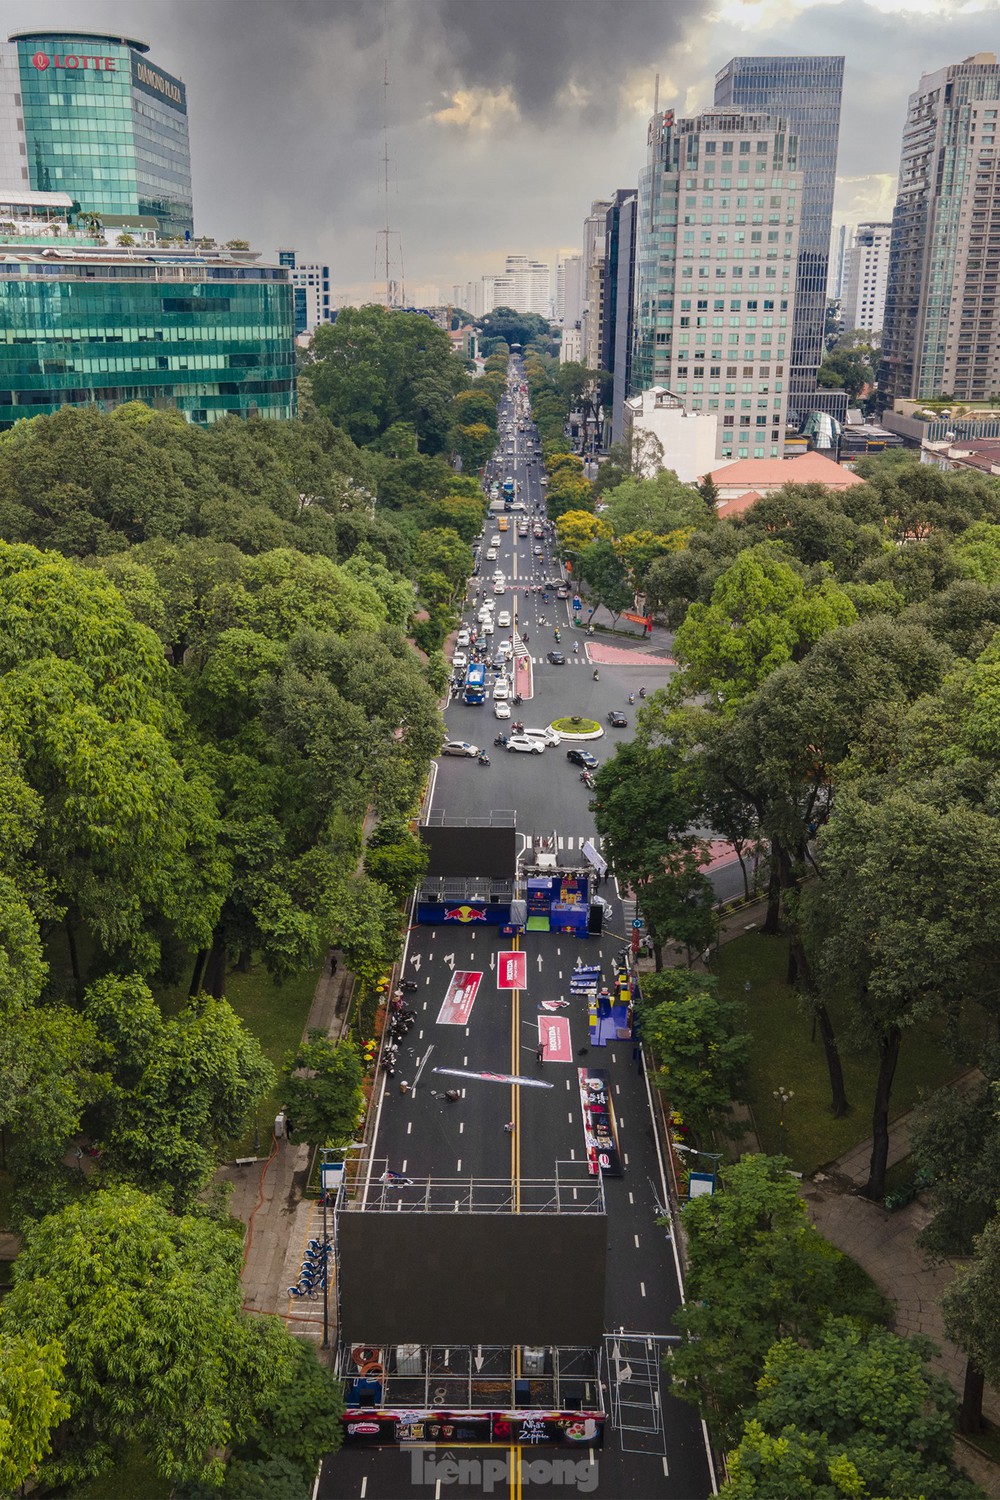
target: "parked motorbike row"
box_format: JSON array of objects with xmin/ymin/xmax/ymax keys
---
[{"xmin": 381, "ymin": 1007, "xmax": 416, "ymax": 1075}]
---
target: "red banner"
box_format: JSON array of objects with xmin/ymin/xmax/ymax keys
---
[
  {"xmin": 436, "ymin": 970, "xmax": 482, "ymax": 1026},
  {"xmin": 497, "ymin": 951, "xmax": 526, "ymax": 989},
  {"xmin": 538, "ymin": 1015, "xmax": 572, "ymax": 1063}
]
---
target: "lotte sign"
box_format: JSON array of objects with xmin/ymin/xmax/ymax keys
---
[
  {"xmin": 496, "ymin": 951, "xmax": 526, "ymax": 990},
  {"xmin": 32, "ymin": 52, "xmax": 117, "ymax": 71}
]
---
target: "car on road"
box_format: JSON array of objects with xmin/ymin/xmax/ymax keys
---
[
  {"xmin": 493, "ymin": 679, "xmax": 510, "ymax": 700},
  {"xmin": 533, "ymin": 546, "xmax": 544, "ymax": 557},
  {"xmin": 497, "ymin": 610, "xmax": 511, "ymax": 628},
  {"xmin": 493, "ymin": 581, "xmax": 505, "ymax": 595},
  {"xmin": 607, "ymin": 710, "xmax": 629, "ymax": 728},
  {"xmin": 494, "ymin": 701, "xmax": 511, "ymax": 720},
  {"xmin": 567, "ymin": 748, "xmax": 599, "ymax": 769},
  {"xmin": 523, "ymin": 726, "xmax": 560, "ymax": 746},
  {"xmin": 456, "ymin": 629, "xmax": 471, "ymax": 648},
  {"xmin": 486, "ymin": 548, "xmax": 498, "ymax": 560},
  {"xmin": 453, "ymin": 651, "xmax": 468, "ymax": 669},
  {"xmin": 482, "ymin": 618, "xmax": 495, "ymax": 635},
  {"xmin": 547, "ymin": 650, "xmax": 566, "ymax": 664},
  {"xmin": 442, "ymin": 741, "xmax": 479, "ymax": 757},
  {"xmin": 506, "ymin": 735, "xmax": 545, "ymax": 754},
  {"xmin": 477, "ymin": 607, "xmax": 493, "ymax": 624},
  {"xmin": 556, "ymin": 586, "xmax": 571, "ymax": 599},
  {"xmin": 498, "ymin": 640, "xmax": 514, "ymax": 659}
]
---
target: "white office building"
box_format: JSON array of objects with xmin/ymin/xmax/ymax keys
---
[
  {"xmin": 622, "ymin": 387, "xmax": 719, "ymax": 482},
  {"xmin": 842, "ymin": 222, "xmax": 891, "ymax": 333}
]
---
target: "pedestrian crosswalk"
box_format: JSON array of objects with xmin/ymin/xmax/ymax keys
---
[{"xmin": 522, "ymin": 832, "xmax": 605, "ymax": 852}]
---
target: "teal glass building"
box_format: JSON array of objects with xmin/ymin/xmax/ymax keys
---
[
  {"xmin": 6, "ymin": 31, "xmax": 193, "ymax": 237},
  {"xmin": 0, "ymin": 245, "xmax": 296, "ymax": 428}
]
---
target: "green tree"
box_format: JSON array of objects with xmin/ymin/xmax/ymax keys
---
[
  {"xmin": 603, "ymin": 469, "xmax": 711, "ymax": 538},
  {"xmin": 577, "ymin": 538, "xmax": 634, "ymax": 626},
  {"xmin": 639, "ymin": 971, "xmax": 749, "ymax": 1135},
  {"xmin": 673, "ymin": 548, "xmax": 858, "ymax": 708},
  {"xmin": 0, "ymin": 1332, "xmax": 70, "ymax": 1493},
  {"xmin": 943, "ymin": 1213, "xmax": 1000, "ymax": 1434},
  {"xmin": 804, "ymin": 788, "xmax": 1000, "ymax": 1199},
  {"xmin": 724, "ymin": 1320, "xmax": 982, "ymax": 1499},
  {"xmin": 592, "ymin": 741, "xmax": 709, "ymax": 968},
  {"xmin": 0, "ymin": 1186, "xmax": 293, "ymax": 1489},
  {"xmin": 281, "ymin": 1030, "xmax": 364, "ymax": 1147},
  {"xmin": 668, "ymin": 1155, "xmax": 889, "ymax": 1445},
  {"xmin": 909, "ymin": 1058, "xmax": 1000, "ymax": 1257},
  {"xmin": 82, "ymin": 975, "xmax": 273, "ymax": 1209}
]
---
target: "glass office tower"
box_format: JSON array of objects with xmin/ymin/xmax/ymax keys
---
[
  {"xmin": 715, "ymin": 56, "xmax": 844, "ymax": 405},
  {"xmin": 4, "ymin": 31, "xmax": 193, "ymax": 236},
  {"xmin": 0, "ymin": 243, "xmax": 295, "ymax": 428}
]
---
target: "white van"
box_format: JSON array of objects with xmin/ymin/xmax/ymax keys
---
[{"xmin": 522, "ymin": 726, "xmax": 560, "ymax": 747}]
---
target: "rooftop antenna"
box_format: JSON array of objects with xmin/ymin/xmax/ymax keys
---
[
  {"xmin": 374, "ymin": 0, "xmax": 405, "ymax": 308},
  {"xmin": 654, "ymin": 71, "xmax": 660, "ymax": 117}
]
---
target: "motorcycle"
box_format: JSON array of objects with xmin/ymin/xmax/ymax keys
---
[
  {"xmin": 478, "ymin": 752, "xmax": 491, "ymax": 767},
  {"xmin": 628, "ymin": 693, "xmax": 635, "ymax": 705},
  {"xmin": 513, "ymin": 693, "xmax": 523, "ymax": 706},
  {"xmin": 593, "ymin": 669, "xmax": 600, "ymax": 681},
  {"xmin": 399, "ymin": 979, "xmax": 418, "ymax": 992},
  {"xmin": 639, "ymin": 687, "xmax": 646, "ymax": 699},
  {"xmin": 580, "ymin": 771, "xmax": 594, "ymax": 787},
  {"xmin": 494, "ymin": 734, "xmax": 508, "ymax": 747},
  {"xmin": 511, "ymin": 721, "xmax": 525, "ymax": 734}
]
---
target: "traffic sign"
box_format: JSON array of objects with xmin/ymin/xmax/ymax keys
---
[{"xmin": 631, "ymin": 918, "xmax": 644, "ymax": 930}]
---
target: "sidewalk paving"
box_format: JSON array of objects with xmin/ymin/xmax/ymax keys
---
[{"xmin": 219, "ymin": 959, "xmax": 353, "ymax": 1350}]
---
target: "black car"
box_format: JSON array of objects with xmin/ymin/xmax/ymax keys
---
[
  {"xmin": 567, "ymin": 748, "xmax": 599, "ymax": 769},
  {"xmin": 607, "ymin": 710, "xmax": 628, "ymax": 728},
  {"xmin": 547, "ymin": 650, "xmax": 566, "ymax": 665}
]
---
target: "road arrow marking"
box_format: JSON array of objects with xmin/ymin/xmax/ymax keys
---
[
  {"xmin": 474, "ymin": 1345, "xmax": 484, "ymax": 1372},
  {"xmin": 410, "ymin": 953, "xmax": 421, "ymax": 971},
  {"xmin": 443, "ymin": 953, "xmax": 455, "ymax": 968},
  {"xmin": 537, "ymin": 954, "xmax": 544, "ymax": 971}
]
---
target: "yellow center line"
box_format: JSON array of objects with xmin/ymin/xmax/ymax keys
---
[{"xmin": 510, "ymin": 1442, "xmax": 521, "ymax": 1500}]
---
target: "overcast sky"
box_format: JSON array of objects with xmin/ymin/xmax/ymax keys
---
[{"xmin": 7, "ymin": 0, "xmax": 996, "ymax": 303}]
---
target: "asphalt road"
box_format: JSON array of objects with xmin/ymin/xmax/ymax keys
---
[{"xmin": 320, "ymin": 372, "xmax": 717, "ymax": 1499}]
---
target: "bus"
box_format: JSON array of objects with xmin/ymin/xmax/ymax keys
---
[
  {"xmin": 463, "ymin": 661, "xmax": 486, "ymax": 705},
  {"xmin": 502, "ymin": 476, "xmax": 515, "ymax": 507}
]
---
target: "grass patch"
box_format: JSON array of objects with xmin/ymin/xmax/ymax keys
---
[
  {"xmin": 551, "ymin": 715, "xmax": 600, "ymax": 735},
  {"xmin": 713, "ymin": 933, "xmax": 983, "ymax": 1175},
  {"xmin": 220, "ymin": 960, "xmax": 320, "ymax": 1158}
]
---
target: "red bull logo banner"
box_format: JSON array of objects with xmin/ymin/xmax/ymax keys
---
[
  {"xmin": 443, "ymin": 905, "xmax": 487, "ymax": 923},
  {"xmin": 436, "ymin": 971, "xmax": 482, "ymax": 1026}
]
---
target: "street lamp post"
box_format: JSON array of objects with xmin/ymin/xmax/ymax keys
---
[
  {"xmin": 674, "ymin": 1143, "xmax": 724, "ymax": 1196},
  {"xmin": 773, "ymin": 1086, "xmax": 795, "ymax": 1154}
]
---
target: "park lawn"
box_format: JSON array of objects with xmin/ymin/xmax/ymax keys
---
[
  {"xmin": 712, "ymin": 933, "xmax": 983, "ymax": 1175},
  {"xmin": 218, "ymin": 960, "xmax": 320, "ymax": 1159}
]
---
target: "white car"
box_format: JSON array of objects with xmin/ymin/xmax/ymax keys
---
[
  {"xmin": 482, "ymin": 618, "xmax": 495, "ymax": 635},
  {"xmin": 442, "ymin": 740, "xmax": 479, "ymax": 758},
  {"xmin": 493, "ymin": 679, "xmax": 511, "ymax": 700},
  {"xmin": 523, "ymin": 726, "xmax": 560, "ymax": 747},
  {"xmin": 453, "ymin": 651, "xmax": 468, "ymax": 669},
  {"xmin": 493, "ymin": 581, "xmax": 505, "ymax": 595},
  {"xmin": 494, "ymin": 700, "xmax": 511, "ymax": 720},
  {"xmin": 497, "ymin": 610, "xmax": 511, "ymax": 629},
  {"xmin": 490, "ymin": 536, "xmax": 501, "ymax": 547},
  {"xmin": 478, "ymin": 608, "xmax": 493, "ymax": 624},
  {"xmin": 498, "ymin": 640, "xmax": 514, "ymax": 660},
  {"xmin": 456, "ymin": 629, "xmax": 471, "ymax": 648},
  {"xmin": 493, "ymin": 570, "xmax": 505, "ymax": 583},
  {"xmin": 506, "ymin": 734, "xmax": 544, "ymax": 754},
  {"xmin": 486, "ymin": 548, "xmax": 498, "ymax": 561}
]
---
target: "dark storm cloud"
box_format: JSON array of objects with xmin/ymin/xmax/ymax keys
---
[{"xmin": 432, "ymin": 0, "xmax": 705, "ymax": 120}]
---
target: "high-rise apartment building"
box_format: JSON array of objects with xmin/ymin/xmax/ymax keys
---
[
  {"xmin": 581, "ymin": 200, "xmax": 612, "ymax": 372},
  {"xmin": 278, "ymin": 249, "xmax": 333, "ymax": 336},
  {"xmin": 881, "ymin": 53, "xmax": 1000, "ymax": 404},
  {"xmin": 0, "ymin": 31, "xmax": 193, "ymax": 237},
  {"xmin": 842, "ymin": 222, "xmax": 892, "ymax": 333},
  {"xmin": 600, "ymin": 190, "xmax": 638, "ymax": 442},
  {"xmin": 632, "ymin": 107, "xmax": 802, "ymax": 461},
  {"xmin": 829, "ymin": 223, "xmax": 848, "ymax": 300},
  {"xmin": 480, "ymin": 256, "xmax": 550, "ymax": 317},
  {"xmin": 556, "ymin": 253, "xmax": 584, "ymax": 327},
  {"xmin": 714, "ymin": 56, "xmax": 843, "ymax": 405}
]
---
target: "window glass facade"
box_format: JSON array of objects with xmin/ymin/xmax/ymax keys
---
[
  {"xmin": 0, "ymin": 255, "xmax": 295, "ymax": 427},
  {"xmin": 12, "ymin": 33, "xmax": 193, "ymax": 237},
  {"xmin": 715, "ymin": 56, "xmax": 843, "ymax": 403}
]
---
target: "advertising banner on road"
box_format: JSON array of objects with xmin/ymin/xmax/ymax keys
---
[
  {"xmin": 436, "ymin": 970, "xmax": 482, "ymax": 1026},
  {"xmin": 497, "ymin": 950, "xmax": 526, "ymax": 989},
  {"xmin": 537, "ymin": 1015, "xmax": 572, "ymax": 1063},
  {"xmin": 578, "ymin": 1067, "xmax": 623, "ymax": 1177},
  {"xmin": 342, "ymin": 1408, "xmax": 605, "ymax": 1448}
]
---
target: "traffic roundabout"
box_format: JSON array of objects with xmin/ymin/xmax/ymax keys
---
[{"xmin": 550, "ymin": 715, "xmax": 604, "ymax": 742}]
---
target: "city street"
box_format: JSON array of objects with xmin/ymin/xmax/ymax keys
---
[{"xmin": 321, "ymin": 376, "xmax": 717, "ymax": 1498}]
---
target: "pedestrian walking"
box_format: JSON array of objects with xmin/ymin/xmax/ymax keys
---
[
  {"xmin": 330, "ymin": 953, "xmax": 338, "ymax": 976},
  {"xmin": 536, "ymin": 1041, "xmax": 545, "ymax": 1063}
]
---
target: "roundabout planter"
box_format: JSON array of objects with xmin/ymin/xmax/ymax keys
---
[{"xmin": 550, "ymin": 715, "xmax": 605, "ymax": 743}]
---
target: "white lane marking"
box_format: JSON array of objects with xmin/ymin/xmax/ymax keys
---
[
  {"xmin": 641, "ymin": 1283, "xmax": 647, "ymax": 1298},
  {"xmin": 615, "ymin": 1084, "xmax": 621, "ymax": 1096},
  {"xmin": 634, "ymin": 1234, "xmax": 640, "ymax": 1249},
  {"xmin": 456, "ymin": 1159, "xmax": 462, "ymax": 1172},
  {"xmin": 628, "ymin": 1190, "xmax": 634, "ymax": 1204},
  {"xmin": 407, "ymin": 1121, "xmax": 412, "ymax": 1135},
  {"xmin": 619, "ymin": 1118, "xmax": 625, "ymax": 1129},
  {"xmin": 662, "ymin": 1456, "xmax": 670, "ymax": 1477},
  {"xmin": 459, "ymin": 1122, "xmax": 464, "ymax": 1134},
  {"xmin": 623, "ymin": 1152, "xmax": 629, "ymax": 1166},
  {"xmin": 360, "ymin": 1477, "xmax": 368, "ymax": 1498},
  {"xmin": 418, "ymin": 1029, "xmax": 424, "ymax": 1040},
  {"xmin": 568, "ymin": 1112, "xmax": 574, "ymax": 1124},
  {"xmin": 402, "ymin": 1159, "xmax": 408, "ymax": 1172}
]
